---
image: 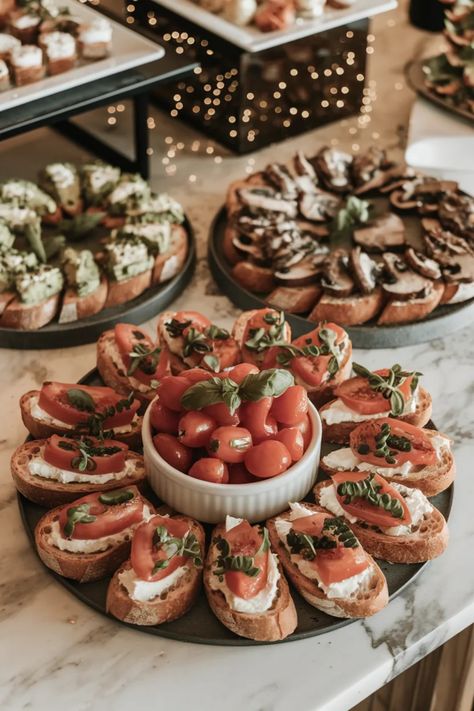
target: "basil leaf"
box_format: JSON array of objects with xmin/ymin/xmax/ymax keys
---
[
  {"xmin": 202, "ymin": 354, "xmax": 220, "ymax": 373},
  {"xmin": 67, "ymin": 388, "xmax": 95, "ymax": 412},
  {"xmin": 239, "ymin": 368, "xmax": 294, "ymax": 402},
  {"xmin": 181, "ymin": 377, "xmax": 238, "ymax": 411},
  {"xmin": 98, "ymin": 489, "xmax": 134, "ymax": 506},
  {"xmin": 63, "ymin": 503, "xmax": 96, "ymax": 538}
]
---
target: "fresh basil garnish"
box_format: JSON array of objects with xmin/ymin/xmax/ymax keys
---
[
  {"xmin": 351, "ymin": 363, "xmax": 422, "ymax": 417},
  {"xmin": 67, "ymin": 388, "xmax": 95, "ymax": 412},
  {"xmin": 239, "ymin": 368, "xmax": 294, "ymax": 401},
  {"xmin": 202, "ymin": 354, "xmax": 220, "ymax": 373},
  {"xmin": 127, "ymin": 341, "xmax": 162, "ymax": 376},
  {"xmin": 151, "ymin": 525, "xmax": 202, "ymax": 574},
  {"xmin": 98, "ymin": 489, "xmax": 134, "ymax": 506},
  {"xmin": 63, "ymin": 503, "xmax": 96, "ymax": 538},
  {"xmin": 213, "ymin": 527, "xmax": 269, "ymax": 580}
]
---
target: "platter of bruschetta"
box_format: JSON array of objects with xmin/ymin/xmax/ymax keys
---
[
  {"xmin": 13, "ymin": 308, "xmax": 454, "ymax": 644},
  {"xmin": 209, "ymin": 145, "xmax": 474, "ymax": 347},
  {"xmin": 0, "ymin": 161, "xmax": 195, "ymax": 348}
]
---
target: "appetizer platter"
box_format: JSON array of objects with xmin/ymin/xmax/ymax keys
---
[
  {"xmin": 209, "ymin": 145, "xmax": 474, "ymax": 347},
  {"xmin": 0, "ymin": 161, "xmax": 195, "ymax": 348},
  {"xmin": 0, "ymin": 0, "xmax": 164, "ymax": 112},
  {"xmin": 14, "ymin": 308, "xmax": 454, "ymax": 644}
]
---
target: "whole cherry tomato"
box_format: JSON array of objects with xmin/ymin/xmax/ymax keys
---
[
  {"xmin": 178, "ymin": 410, "xmax": 216, "ymax": 448},
  {"xmin": 294, "ymin": 414, "xmax": 312, "ymax": 449},
  {"xmin": 244, "ymin": 440, "xmax": 291, "ymax": 479},
  {"xmin": 188, "ymin": 458, "xmax": 229, "ymax": 484},
  {"xmin": 207, "ymin": 426, "xmax": 253, "ymax": 463},
  {"xmin": 274, "ymin": 427, "xmax": 304, "ymax": 462},
  {"xmin": 239, "ymin": 397, "xmax": 278, "ymax": 443},
  {"xmin": 228, "ymin": 463, "xmax": 258, "ymax": 485},
  {"xmin": 180, "ymin": 368, "xmax": 214, "ymax": 385},
  {"xmin": 271, "ymin": 385, "xmax": 308, "ymax": 426},
  {"xmin": 204, "ymin": 402, "xmax": 240, "ymax": 426},
  {"xmin": 153, "ymin": 433, "xmax": 193, "ymax": 472},
  {"xmin": 225, "ymin": 363, "xmax": 259, "ymax": 384},
  {"xmin": 149, "ymin": 398, "xmax": 180, "ymax": 435},
  {"xmin": 158, "ymin": 375, "xmax": 190, "ymax": 412}
]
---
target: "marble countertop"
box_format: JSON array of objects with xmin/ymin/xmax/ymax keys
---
[{"xmin": 1, "ymin": 3, "xmax": 473, "ymax": 710}]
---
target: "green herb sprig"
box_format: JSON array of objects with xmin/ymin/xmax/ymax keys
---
[
  {"xmin": 151, "ymin": 525, "xmax": 202, "ymax": 575},
  {"xmin": 127, "ymin": 341, "xmax": 162, "ymax": 376},
  {"xmin": 66, "ymin": 388, "xmax": 135, "ymax": 439},
  {"xmin": 286, "ymin": 516, "xmax": 357, "ymax": 559},
  {"xmin": 213, "ymin": 527, "xmax": 270, "ymax": 580},
  {"xmin": 330, "ymin": 196, "xmax": 371, "ymax": 239},
  {"xmin": 276, "ymin": 327, "xmax": 342, "ymax": 378},
  {"xmin": 244, "ymin": 311, "xmax": 288, "ymax": 353},
  {"xmin": 58, "ymin": 437, "xmax": 123, "ymax": 472},
  {"xmin": 337, "ymin": 473, "xmax": 404, "ymax": 520},
  {"xmin": 63, "ymin": 503, "xmax": 96, "ymax": 538},
  {"xmin": 352, "ymin": 363, "xmax": 421, "ymax": 416}
]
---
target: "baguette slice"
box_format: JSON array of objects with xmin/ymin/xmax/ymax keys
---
[
  {"xmin": 96, "ymin": 329, "xmax": 155, "ymax": 404},
  {"xmin": 320, "ymin": 386, "xmax": 433, "ymax": 444},
  {"xmin": 265, "ymin": 285, "xmax": 322, "ymax": 314},
  {"xmin": 35, "ymin": 496, "xmax": 155, "ymax": 583},
  {"xmin": 153, "ymin": 224, "xmax": 188, "ymax": 285},
  {"xmin": 107, "ymin": 516, "xmax": 205, "ymax": 626},
  {"xmin": 377, "ymin": 281, "xmax": 444, "ymax": 325},
  {"xmin": 0, "ymin": 293, "xmax": 60, "ymax": 330},
  {"xmin": 0, "ymin": 290, "xmax": 15, "ymax": 315},
  {"xmin": 204, "ymin": 522, "xmax": 297, "ymax": 642},
  {"xmin": 11, "ymin": 439, "xmax": 146, "ymax": 507},
  {"xmin": 58, "ymin": 276, "xmax": 108, "ymax": 324},
  {"xmin": 308, "ymin": 287, "xmax": 384, "ymax": 326},
  {"xmin": 267, "ymin": 503, "xmax": 388, "ymax": 618},
  {"xmin": 319, "ymin": 434, "xmax": 455, "ymax": 497},
  {"xmin": 231, "ymin": 261, "xmax": 275, "ymax": 294},
  {"xmin": 20, "ymin": 390, "xmax": 143, "ymax": 449},
  {"xmin": 104, "ymin": 269, "xmax": 152, "ymax": 309},
  {"xmin": 313, "ymin": 481, "xmax": 449, "ymax": 564}
]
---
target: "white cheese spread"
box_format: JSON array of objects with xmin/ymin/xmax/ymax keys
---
[
  {"xmin": 0, "ymin": 33, "xmax": 21, "ymax": 54},
  {"xmin": 45, "ymin": 162, "xmax": 76, "ymax": 189},
  {"xmin": 28, "ymin": 449, "xmax": 135, "ymax": 484},
  {"xmin": 11, "ymin": 45, "xmax": 42, "ymax": 69},
  {"xmin": 119, "ymin": 564, "xmax": 187, "ymax": 602},
  {"xmin": 79, "ymin": 18, "xmax": 112, "ymax": 45},
  {"xmin": 321, "ymin": 388, "xmax": 419, "ymax": 425},
  {"xmin": 43, "ymin": 31, "xmax": 76, "ymax": 60}
]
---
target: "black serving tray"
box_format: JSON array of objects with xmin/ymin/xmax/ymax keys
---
[{"xmin": 406, "ymin": 59, "xmax": 474, "ymax": 126}]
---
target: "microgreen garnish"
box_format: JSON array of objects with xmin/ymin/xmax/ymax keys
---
[
  {"xmin": 57, "ymin": 438, "xmax": 123, "ymax": 471},
  {"xmin": 244, "ymin": 311, "xmax": 287, "ymax": 353},
  {"xmin": 367, "ymin": 422, "xmax": 413, "ymax": 464},
  {"xmin": 165, "ymin": 318, "xmax": 191, "ymax": 338},
  {"xmin": 98, "ymin": 489, "xmax": 134, "ymax": 506},
  {"xmin": 127, "ymin": 341, "xmax": 162, "ymax": 376},
  {"xmin": 352, "ymin": 363, "xmax": 421, "ymax": 416},
  {"xmin": 337, "ymin": 473, "xmax": 404, "ymax": 519},
  {"xmin": 286, "ymin": 516, "xmax": 357, "ymax": 559},
  {"xmin": 330, "ymin": 196, "xmax": 371, "ymax": 239},
  {"xmin": 205, "ymin": 324, "xmax": 230, "ymax": 340},
  {"xmin": 213, "ymin": 527, "xmax": 270, "ymax": 580},
  {"xmin": 276, "ymin": 327, "xmax": 342, "ymax": 378},
  {"xmin": 72, "ymin": 391, "xmax": 135, "ymax": 439},
  {"xmin": 151, "ymin": 525, "xmax": 202, "ymax": 574},
  {"xmin": 63, "ymin": 503, "xmax": 96, "ymax": 538}
]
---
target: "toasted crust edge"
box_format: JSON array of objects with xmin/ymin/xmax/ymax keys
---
[{"xmin": 96, "ymin": 330, "xmax": 155, "ymax": 404}]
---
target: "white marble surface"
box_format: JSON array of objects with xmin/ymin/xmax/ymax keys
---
[{"xmin": 0, "ymin": 3, "xmax": 473, "ymax": 710}]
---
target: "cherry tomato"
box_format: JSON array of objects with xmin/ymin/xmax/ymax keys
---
[
  {"xmin": 350, "ymin": 418, "xmax": 436, "ymax": 467},
  {"xmin": 335, "ymin": 369, "xmax": 414, "ymax": 415},
  {"xmin": 44, "ymin": 435, "xmax": 128, "ymax": 474},
  {"xmin": 149, "ymin": 398, "xmax": 180, "ymax": 435},
  {"xmin": 180, "ymin": 368, "xmax": 215, "ymax": 385},
  {"xmin": 228, "ymin": 463, "xmax": 258, "ymax": 485},
  {"xmin": 224, "ymin": 520, "xmax": 268, "ymax": 599},
  {"xmin": 153, "ymin": 433, "xmax": 194, "ymax": 472},
  {"xmin": 157, "ymin": 375, "xmax": 190, "ymax": 412},
  {"xmin": 131, "ymin": 515, "xmax": 190, "ymax": 582},
  {"xmin": 294, "ymin": 414, "xmax": 312, "ymax": 449},
  {"xmin": 274, "ymin": 427, "xmax": 304, "ymax": 462},
  {"xmin": 188, "ymin": 458, "xmax": 229, "ymax": 484},
  {"xmin": 244, "ymin": 440, "xmax": 291, "ymax": 478},
  {"xmin": 239, "ymin": 397, "xmax": 278, "ymax": 442},
  {"xmin": 204, "ymin": 402, "xmax": 240, "ymax": 426},
  {"xmin": 225, "ymin": 363, "xmax": 259, "ymax": 384},
  {"xmin": 58, "ymin": 486, "xmax": 144, "ymax": 539},
  {"xmin": 178, "ymin": 410, "xmax": 216, "ymax": 448},
  {"xmin": 270, "ymin": 385, "xmax": 308, "ymax": 426},
  {"xmin": 207, "ymin": 426, "xmax": 253, "ymax": 463}
]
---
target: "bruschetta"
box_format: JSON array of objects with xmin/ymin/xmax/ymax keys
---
[
  {"xmin": 107, "ymin": 513, "xmax": 205, "ymax": 626},
  {"xmin": 11, "ymin": 434, "xmax": 146, "ymax": 507},
  {"xmin": 319, "ymin": 363, "xmax": 432, "ymax": 444},
  {"xmin": 97, "ymin": 323, "xmax": 171, "ymax": 403},
  {"xmin": 20, "ymin": 382, "xmax": 143, "ymax": 448},
  {"xmin": 313, "ymin": 472, "xmax": 449, "ymax": 564},
  {"xmin": 58, "ymin": 248, "xmax": 108, "ymax": 323},
  {"xmin": 34, "ymin": 486, "xmax": 154, "ymax": 583},
  {"xmin": 320, "ymin": 418, "xmax": 455, "ymax": 497},
  {"xmin": 266, "ymin": 502, "xmax": 388, "ymax": 618},
  {"xmin": 204, "ymin": 516, "xmax": 297, "ymax": 641},
  {"xmin": 232, "ymin": 308, "xmax": 292, "ymax": 368}
]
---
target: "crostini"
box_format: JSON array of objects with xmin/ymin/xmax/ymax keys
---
[
  {"xmin": 20, "ymin": 381, "xmax": 143, "ymax": 448},
  {"xmin": 11, "ymin": 434, "xmax": 146, "ymax": 507},
  {"xmin": 204, "ymin": 516, "xmax": 297, "ymax": 641},
  {"xmin": 35, "ymin": 486, "xmax": 154, "ymax": 583},
  {"xmin": 267, "ymin": 502, "xmax": 388, "ymax": 618},
  {"xmin": 0, "ymin": 264, "xmax": 64, "ymax": 330},
  {"xmin": 232, "ymin": 308, "xmax": 291, "ymax": 368},
  {"xmin": 313, "ymin": 472, "xmax": 449, "ymax": 564},
  {"xmin": 320, "ymin": 418, "xmax": 455, "ymax": 497},
  {"xmin": 97, "ymin": 323, "xmax": 171, "ymax": 402},
  {"xmin": 319, "ymin": 362, "xmax": 432, "ymax": 444},
  {"xmin": 59, "ymin": 248, "xmax": 108, "ymax": 323},
  {"xmin": 107, "ymin": 513, "xmax": 205, "ymax": 626}
]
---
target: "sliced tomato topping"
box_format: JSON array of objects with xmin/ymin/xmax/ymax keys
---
[
  {"xmin": 205, "ymin": 336, "xmax": 241, "ymax": 372},
  {"xmin": 350, "ymin": 418, "xmax": 437, "ymax": 467},
  {"xmin": 241, "ymin": 309, "xmax": 289, "ymax": 365},
  {"xmin": 131, "ymin": 515, "xmax": 191, "ymax": 582},
  {"xmin": 222, "ymin": 520, "xmax": 269, "ymax": 600},
  {"xmin": 332, "ymin": 471, "xmax": 412, "ymax": 528},
  {"xmin": 44, "ymin": 435, "xmax": 128, "ymax": 474},
  {"xmin": 58, "ymin": 486, "xmax": 145, "ymax": 539},
  {"xmin": 114, "ymin": 323, "xmax": 169, "ymax": 385},
  {"xmin": 291, "ymin": 323, "xmax": 347, "ymax": 387},
  {"xmin": 335, "ymin": 369, "xmax": 414, "ymax": 415},
  {"xmin": 174, "ymin": 311, "xmax": 212, "ymax": 332},
  {"xmin": 38, "ymin": 382, "xmax": 140, "ymax": 428}
]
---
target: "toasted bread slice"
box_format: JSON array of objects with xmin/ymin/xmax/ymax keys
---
[
  {"xmin": 226, "ymin": 172, "xmax": 268, "ymax": 216},
  {"xmin": 320, "ymin": 387, "xmax": 433, "ymax": 444},
  {"xmin": 313, "ymin": 481, "xmax": 449, "ymax": 563},
  {"xmin": 377, "ymin": 281, "xmax": 444, "ymax": 325},
  {"xmin": 0, "ymin": 290, "xmax": 15, "ymax": 315},
  {"xmin": 265, "ymin": 285, "xmax": 322, "ymax": 314},
  {"xmin": 0, "ymin": 293, "xmax": 60, "ymax": 330},
  {"xmin": 266, "ymin": 504, "xmax": 388, "ymax": 618},
  {"xmin": 35, "ymin": 497, "xmax": 155, "ymax": 583},
  {"xmin": 153, "ymin": 224, "xmax": 188, "ymax": 285},
  {"xmin": 106, "ymin": 516, "xmax": 205, "ymax": 626},
  {"xmin": 11, "ymin": 439, "xmax": 146, "ymax": 507},
  {"xmin": 58, "ymin": 276, "xmax": 108, "ymax": 324},
  {"xmin": 231, "ymin": 261, "xmax": 275, "ymax": 294},
  {"xmin": 20, "ymin": 390, "xmax": 143, "ymax": 449},
  {"xmin": 308, "ymin": 287, "xmax": 384, "ymax": 326},
  {"xmin": 204, "ymin": 522, "xmax": 297, "ymax": 642},
  {"xmin": 96, "ymin": 330, "xmax": 155, "ymax": 404},
  {"xmin": 104, "ymin": 269, "xmax": 152, "ymax": 309},
  {"xmin": 223, "ymin": 225, "xmax": 242, "ymax": 265}
]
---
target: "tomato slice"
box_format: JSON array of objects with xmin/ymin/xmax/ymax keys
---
[
  {"xmin": 335, "ymin": 369, "xmax": 414, "ymax": 415},
  {"xmin": 114, "ymin": 323, "xmax": 170, "ymax": 385},
  {"xmin": 222, "ymin": 520, "xmax": 269, "ymax": 600},
  {"xmin": 350, "ymin": 418, "xmax": 437, "ymax": 467},
  {"xmin": 58, "ymin": 486, "xmax": 145, "ymax": 539},
  {"xmin": 241, "ymin": 309, "xmax": 289, "ymax": 365},
  {"xmin": 38, "ymin": 382, "xmax": 140, "ymax": 428},
  {"xmin": 43, "ymin": 435, "xmax": 128, "ymax": 474},
  {"xmin": 291, "ymin": 323, "xmax": 347, "ymax": 387},
  {"xmin": 332, "ymin": 472, "xmax": 412, "ymax": 528},
  {"xmin": 131, "ymin": 515, "xmax": 191, "ymax": 582},
  {"xmin": 291, "ymin": 512, "xmax": 369, "ymax": 587},
  {"xmin": 174, "ymin": 311, "xmax": 212, "ymax": 332}
]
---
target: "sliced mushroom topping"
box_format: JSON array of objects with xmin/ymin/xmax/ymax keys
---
[
  {"xmin": 381, "ymin": 253, "xmax": 433, "ymax": 300},
  {"xmin": 265, "ymin": 163, "xmax": 298, "ymax": 198},
  {"xmin": 294, "ymin": 151, "xmax": 318, "ymax": 181},
  {"xmin": 299, "ymin": 190, "xmax": 341, "ymax": 222},
  {"xmin": 441, "ymin": 254, "xmax": 474, "ymax": 284},
  {"xmin": 275, "ymin": 255, "xmax": 326, "ymax": 286},
  {"xmin": 296, "ymin": 219, "xmax": 330, "ymax": 240},
  {"xmin": 353, "ymin": 213, "xmax": 406, "ymax": 251},
  {"xmin": 352, "ymin": 147, "xmax": 388, "ymax": 187},
  {"xmin": 438, "ymin": 193, "xmax": 474, "ymax": 241},
  {"xmin": 379, "ymin": 167, "xmax": 418, "ymax": 194},
  {"xmin": 320, "ymin": 248, "xmax": 355, "ymax": 297},
  {"xmin": 349, "ymin": 247, "xmax": 377, "ymax": 294},
  {"xmin": 424, "ymin": 227, "xmax": 474, "ymax": 259},
  {"xmin": 238, "ymin": 187, "xmax": 297, "ymax": 217},
  {"xmin": 232, "ymin": 233, "xmax": 266, "ymax": 262},
  {"xmin": 405, "ymin": 247, "xmax": 442, "ymax": 280},
  {"xmin": 314, "ymin": 147, "xmax": 353, "ymax": 192}
]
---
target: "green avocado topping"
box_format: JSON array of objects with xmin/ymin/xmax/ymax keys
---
[
  {"xmin": 62, "ymin": 247, "xmax": 100, "ymax": 297},
  {"xmin": 15, "ymin": 264, "xmax": 63, "ymax": 305}
]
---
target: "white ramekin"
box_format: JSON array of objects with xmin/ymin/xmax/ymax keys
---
[{"xmin": 143, "ymin": 399, "xmax": 322, "ymax": 524}]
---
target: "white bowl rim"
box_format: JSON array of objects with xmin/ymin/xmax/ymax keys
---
[
  {"xmin": 142, "ymin": 398, "xmax": 322, "ymax": 495},
  {"xmin": 406, "ymin": 137, "xmax": 474, "ymax": 176}
]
